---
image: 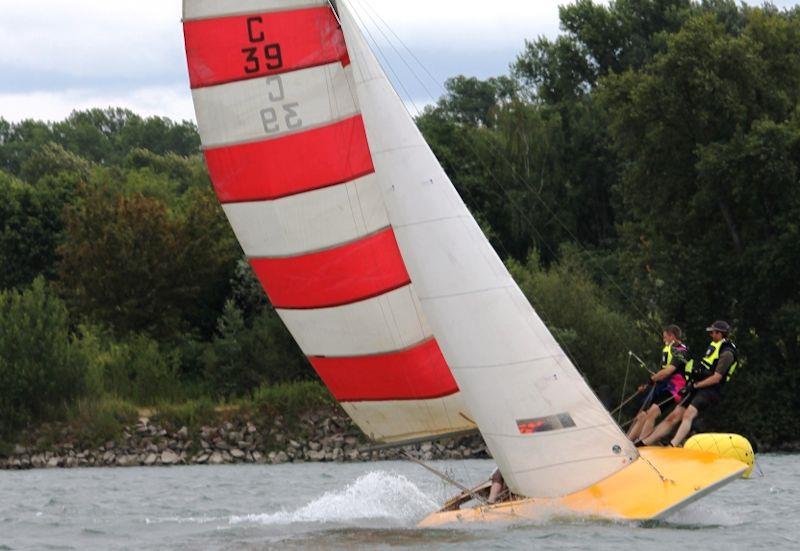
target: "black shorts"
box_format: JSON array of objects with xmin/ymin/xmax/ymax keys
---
[
  {"xmin": 689, "ymin": 387, "xmax": 721, "ymax": 412},
  {"xmin": 641, "ymin": 380, "xmax": 683, "ymax": 410}
]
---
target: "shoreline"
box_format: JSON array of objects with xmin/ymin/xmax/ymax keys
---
[
  {"xmin": 0, "ymin": 409, "xmax": 489, "ymax": 471},
  {"xmin": 2, "ymin": 408, "xmax": 796, "ymax": 471}
]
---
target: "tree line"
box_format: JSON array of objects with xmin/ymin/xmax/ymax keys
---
[{"xmin": 1, "ymin": 1, "xmax": 798, "ymax": 448}]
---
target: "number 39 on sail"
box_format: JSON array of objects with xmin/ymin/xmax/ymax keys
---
[{"xmin": 181, "ymin": 0, "xmax": 748, "ymax": 523}]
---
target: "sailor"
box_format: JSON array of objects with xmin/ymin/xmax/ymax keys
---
[
  {"xmin": 487, "ymin": 468, "xmax": 507, "ymax": 504},
  {"xmin": 668, "ymin": 320, "xmax": 738, "ymax": 446},
  {"xmin": 641, "ymin": 320, "xmax": 738, "ymax": 447},
  {"xmin": 628, "ymin": 325, "xmax": 690, "ymax": 444}
]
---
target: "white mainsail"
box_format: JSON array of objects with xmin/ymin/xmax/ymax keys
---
[{"xmin": 337, "ymin": 0, "xmax": 638, "ymax": 497}]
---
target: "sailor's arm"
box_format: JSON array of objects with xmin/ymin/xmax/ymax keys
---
[
  {"xmin": 694, "ymin": 351, "xmax": 734, "ymax": 389},
  {"xmin": 651, "ymin": 364, "xmax": 676, "ymax": 382}
]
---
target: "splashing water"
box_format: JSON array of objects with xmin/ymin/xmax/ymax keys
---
[
  {"xmin": 229, "ymin": 471, "xmax": 438, "ymax": 526},
  {"xmin": 662, "ymin": 500, "xmax": 746, "ymax": 528}
]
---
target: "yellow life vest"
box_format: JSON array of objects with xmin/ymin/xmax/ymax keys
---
[
  {"xmin": 661, "ymin": 344, "xmax": 672, "ymax": 369},
  {"xmin": 698, "ymin": 339, "xmax": 739, "ymax": 382},
  {"xmin": 662, "ymin": 342, "xmax": 692, "ymax": 379}
]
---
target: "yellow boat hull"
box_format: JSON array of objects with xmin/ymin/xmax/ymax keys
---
[
  {"xmin": 684, "ymin": 433, "xmax": 754, "ymax": 478},
  {"xmin": 418, "ymin": 446, "xmax": 746, "ymax": 526}
]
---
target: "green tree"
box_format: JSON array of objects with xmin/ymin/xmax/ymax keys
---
[
  {"xmin": 0, "ymin": 171, "xmax": 75, "ymax": 289},
  {"xmin": 0, "ymin": 278, "xmax": 86, "ymax": 441},
  {"xmin": 202, "ymin": 300, "xmax": 311, "ymax": 398},
  {"xmin": 19, "ymin": 142, "xmax": 92, "ymax": 184},
  {"xmin": 508, "ymin": 251, "xmax": 649, "ymax": 395},
  {"xmin": 57, "ymin": 185, "xmax": 239, "ymax": 340},
  {"xmin": 599, "ymin": 6, "xmax": 800, "ymax": 444}
]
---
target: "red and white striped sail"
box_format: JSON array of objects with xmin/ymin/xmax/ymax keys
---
[
  {"xmin": 182, "ymin": 0, "xmax": 474, "ymax": 442},
  {"xmin": 336, "ymin": 1, "xmax": 638, "ymax": 497}
]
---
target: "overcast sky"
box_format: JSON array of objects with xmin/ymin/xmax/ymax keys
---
[{"xmin": 0, "ymin": 0, "xmax": 795, "ymax": 123}]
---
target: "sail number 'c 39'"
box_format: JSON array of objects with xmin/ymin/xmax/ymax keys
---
[{"xmin": 242, "ymin": 16, "xmax": 283, "ymax": 75}]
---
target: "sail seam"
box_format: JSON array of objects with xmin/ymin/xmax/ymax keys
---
[
  {"xmin": 450, "ymin": 354, "xmax": 565, "ymax": 370},
  {"xmin": 183, "ymin": 2, "xmax": 327, "ymax": 22},
  {"xmin": 483, "ymin": 422, "xmax": 622, "ymax": 440},
  {"xmin": 273, "ymin": 280, "xmax": 411, "ymax": 311},
  {"xmin": 190, "ymin": 60, "xmax": 349, "ymax": 91},
  {"xmin": 511, "ymin": 453, "xmax": 632, "ymax": 477},
  {"xmin": 417, "ymin": 284, "xmax": 516, "ymax": 302},
  {"xmin": 247, "ymin": 225, "xmax": 391, "ymax": 260},
  {"xmin": 338, "ymin": 388, "xmax": 459, "ymax": 403},
  {"xmin": 393, "ymin": 214, "xmax": 471, "ymax": 229},
  {"xmin": 308, "ymin": 335, "xmax": 434, "ymax": 360},
  {"xmin": 216, "ymin": 169, "xmax": 376, "ymax": 205}
]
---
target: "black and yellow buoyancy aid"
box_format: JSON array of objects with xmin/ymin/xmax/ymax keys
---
[
  {"xmin": 661, "ymin": 342, "xmax": 692, "ymax": 379},
  {"xmin": 688, "ymin": 339, "xmax": 738, "ymax": 383}
]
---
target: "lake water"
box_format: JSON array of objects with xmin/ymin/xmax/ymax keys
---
[{"xmin": 1, "ymin": 455, "xmax": 797, "ymax": 550}]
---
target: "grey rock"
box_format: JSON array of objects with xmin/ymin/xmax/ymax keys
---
[
  {"xmin": 272, "ymin": 451, "xmax": 289, "ymax": 464},
  {"xmin": 144, "ymin": 453, "xmax": 158, "ymax": 466},
  {"xmin": 209, "ymin": 452, "xmax": 224, "ymax": 465},
  {"xmin": 230, "ymin": 449, "xmax": 245, "ymax": 459},
  {"xmin": 194, "ymin": 453, "xmax": 209, "ymax": 464},
  {"xmin": 161, "ymin": 450, "xmax": 180, "ymax": 465},
  {"xmin": 306, "ymin": 450, "xmax": 325, "ymax": 461}
]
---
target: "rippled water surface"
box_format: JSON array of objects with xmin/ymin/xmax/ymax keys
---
[{"xmin": 1, "ymin": 455, "xmax": 797, "ymax": 550}]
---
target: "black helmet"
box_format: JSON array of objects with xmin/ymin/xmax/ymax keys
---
[{"xmin": 705, "ymin": 320, "xmax": 731, "ymax": 334}]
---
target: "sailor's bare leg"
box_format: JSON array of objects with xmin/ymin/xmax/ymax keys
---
[
  {"xmin": 627, "ymin": 411, "xmax": 647, "ymax": 441},
  {"xmin": 639, "ymin": 404, "xmax": 662, "ymax": 441},
  {"xmin": 670, "ymin": 405, "xmax": 698, "ymax": 447},
  {"xmin": 641, "ymin": 406, "xmax": 684, "ymax": 445}
]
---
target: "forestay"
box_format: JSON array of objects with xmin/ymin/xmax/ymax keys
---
[
  {"xmin": 181, "ymin": 0, "xmax": 474, "ymax": 442},
  {"xmin": 336, "ymin": 1, "xmax": 638, "ymax": 497}
]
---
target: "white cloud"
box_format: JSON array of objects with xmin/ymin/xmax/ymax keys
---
[
  {"xmin": 0, "ymin": 1, "xmax": 185, "ymax": 82},
  {"xmin": 0, "ymin": 0, "xmax": 792, "ymax": 122}
]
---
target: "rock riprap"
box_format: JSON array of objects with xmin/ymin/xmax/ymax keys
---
[{"xmin": 0, "ymin": 411, "xmax": 488, "ymax": 470}]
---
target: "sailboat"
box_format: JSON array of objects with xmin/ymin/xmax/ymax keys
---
[{"xmin": 181, "ymin": 0, "xmax": 747, "ymax": 523}]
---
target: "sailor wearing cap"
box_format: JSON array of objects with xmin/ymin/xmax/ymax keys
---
[{"xmin": 668, "ymin": 320, "xmax": 739, "ymax": 447}]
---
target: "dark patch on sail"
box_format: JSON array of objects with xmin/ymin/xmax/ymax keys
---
[{"xmin": 516, "ymin": 413, "xmax": 576, "ymax": 434}]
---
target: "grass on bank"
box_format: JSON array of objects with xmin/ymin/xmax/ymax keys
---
[{"xmin": 5, "ymin": 381, "xmax": 338, "ymax": 454}]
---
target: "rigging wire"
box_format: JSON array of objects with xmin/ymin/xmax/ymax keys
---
[
  {"xmin": 617, "ymin": 353, "xmax": 632, "ymax": 423},
  {"xmin": 349, "ymin": 0, "xmax": 615, "ymax": 403},
  {"xmin": 354, "ymin": 0, "xmax": 662, "ymax": 341},
  {"xmin": 346, "ymin": 0, "xmax": 654, "ymax": 403}
]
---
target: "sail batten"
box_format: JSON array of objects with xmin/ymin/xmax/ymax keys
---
[{"xmin": 182, "ymin": 0, "xmax": 474, "ymax": 442}]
